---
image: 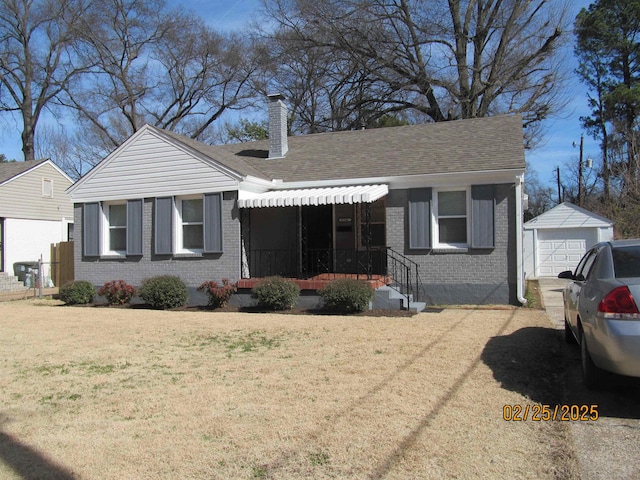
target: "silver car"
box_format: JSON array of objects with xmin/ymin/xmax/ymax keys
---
[{"xmin": 559, "ymin": 239, "xmax": 640, "ymax": 389}]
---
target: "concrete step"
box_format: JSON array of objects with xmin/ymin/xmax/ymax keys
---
[
  {"xmin": 0, "ymin": 272, "xmax": 29, "ymax": 292},
  {"xmin": 373, "ymin": 285, "xmax": 426, "ymax": 312}
]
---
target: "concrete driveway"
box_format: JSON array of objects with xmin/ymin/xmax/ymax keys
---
[{"xmin": 537, "ymin": 277, "xmax": 640, "ymax": 480}]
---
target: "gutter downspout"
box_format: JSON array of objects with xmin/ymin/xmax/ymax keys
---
[{"xmin": 515, "ymin": 174, "xmax": 527, "ymax": 305}]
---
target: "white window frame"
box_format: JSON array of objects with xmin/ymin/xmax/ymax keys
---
[
  {"xmin": 101, "ymin": 201, "xmax": 127, "ymax": 256},
  {"xmin": 42, "ymin": 178, "xmax": 53, "ymax": 197},
  {"xmin": 175, "ymin": 195, "xmax": 204, "ymax": 254},
  {"xmin": 432, "ymin": 187, "xmax": 470, "ymax": 248}
]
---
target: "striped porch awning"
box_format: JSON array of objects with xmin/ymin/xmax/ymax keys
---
[{"xmin": 237, "ymin": 184, "xmax": 388, "ymax": 208}]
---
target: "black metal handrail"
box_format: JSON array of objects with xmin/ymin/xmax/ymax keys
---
[{"xmin": 383, "ymin": 247, "xmax": 423, "ymax": 305}]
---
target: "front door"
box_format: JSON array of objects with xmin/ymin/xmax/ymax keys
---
[
  {"xmin": 303, "ymin": 205, "xmax": 333, "ymax": 274},
  {"xmin": 334, "ymin": 204, "xmax": 357, "ymax": 272}
]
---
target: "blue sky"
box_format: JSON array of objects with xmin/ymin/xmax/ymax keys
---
[{"xmin": 1, "ymin": 0, "xmax": 594, "ymax": 191}]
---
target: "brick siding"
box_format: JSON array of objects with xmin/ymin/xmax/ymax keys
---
[
  {"xmin": 386, "ymin": 185, "xmax": 517, "ymax": 305},
  {"xmin": 74, "ymin": 192, "xmax": 241, "ymax": 298}
]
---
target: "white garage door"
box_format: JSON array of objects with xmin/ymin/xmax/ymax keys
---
[{"xmin": 536, "ymin": 228, "xmax": 597, "ymax": 277}]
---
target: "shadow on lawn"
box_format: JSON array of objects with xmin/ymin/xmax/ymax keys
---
[
  {"xmin": 0, "ymin": 417, "xmax": 77, "ymax": 480},
  {"xmin": 481, "ymin": 327, "xmax": 640, "ymax": 419}
]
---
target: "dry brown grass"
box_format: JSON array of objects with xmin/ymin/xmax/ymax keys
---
[{"xmin": 0, "ymin": 299, "xmax": 578, "ymax": 479}]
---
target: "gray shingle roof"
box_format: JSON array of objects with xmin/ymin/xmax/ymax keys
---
[
  {"xmin": 160, "ymin": 114, "xmax": 525, "ymax": 183},
  {"xmin": 0, "ymin": 159, "xmax": 47, "ymax": 185},
  {"xmin": 159, "ymin": 129, "xmax": 269, "ymax": 180}
]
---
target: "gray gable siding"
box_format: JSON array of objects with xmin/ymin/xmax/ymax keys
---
[
  {"xmin": 70, "ymin": 129, "xmax": 240, "ymax": 202},
  {"xmin": 386, "ymin": 184, "xmax": 517, "ymax": 305},
  {"xmin": 0, "ymin": 162, "xmax": 73, "ymax": 221},
  {"xmin": 74, "ymin": 192, "xmax": 241, "ymax": 304}
]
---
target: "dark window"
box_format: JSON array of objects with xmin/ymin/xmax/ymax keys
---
[
  {"xmin": 613, "ymin": 246, "xmax": 640, "ymax": 278},
  {"xmin": 437, "ymin": 190, "xmax": 467, "ymax": 245}
]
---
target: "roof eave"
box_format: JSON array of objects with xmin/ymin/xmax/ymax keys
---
[{"xmin": 245, "ymin": 168, "xmax": 525, "ymax": 191}]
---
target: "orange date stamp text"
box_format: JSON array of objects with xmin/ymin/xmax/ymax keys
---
[{"xmin": 503, "ymin": 404, "xmax": 599, "ymax": 421}]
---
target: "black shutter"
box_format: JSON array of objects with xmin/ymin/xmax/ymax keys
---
[
  {"xmin": 471, "ymin": 185, "xmax": 495, "ymax": 248},
  {"xmin": 204, "ymin": 193, "xmax": 223, "ymax": 253},
  {"xmin": 126, "ymin": 199, "xmax": 143, "ymax": 255},
  {"xmin": 409, "ymin": 188, "xmax": 432, "ymax": 249},
  {"xmin": 155, "ymin": 197, "xmax": 173, "ymax": 254},
  {"xmin": 83, "ymin": 202, "xmax": 100, "ymax": 256}
]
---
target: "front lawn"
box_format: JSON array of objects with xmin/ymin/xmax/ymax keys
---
[{"xmin": 0, "ymin": 299, "xmax": 577, "ymax": 479}]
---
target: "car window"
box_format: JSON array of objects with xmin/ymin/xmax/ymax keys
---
[
  {"xmin": 613, "ymin": 246, "xmax": 640, "ymax": 278},
  {"xmin": 573, "ymin": 251, "xmax": 590, "ymax": 276},
  {"xmin": 576, "ymin": 249, "xmax": 598, "ymax": 280}
]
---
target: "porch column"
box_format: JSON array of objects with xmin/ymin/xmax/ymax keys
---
[
  {"xmin": 240, "ymin": 209, "xmax": 251, "ymax": 278},
  {"xmin": 297, "ymin": 206, "xmax": 303, "ymax": 278},
  {"xmin": 364, "ymin": 202, "xmax": 372, "ymax": 280}
]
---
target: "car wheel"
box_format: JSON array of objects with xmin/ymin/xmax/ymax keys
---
[
  {"xmin": 564, "ymin": 318, "xmax": 577, "ymax": 344},
  {"xmin": 581, "ymin": 332, "xmax": 608, "ymax": 390}
]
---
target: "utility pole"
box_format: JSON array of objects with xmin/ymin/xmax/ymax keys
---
[
  {"xmin": 556, "ymin": 166, "xmax": 562, "ymax": 204},
  {"xmin": 578, "ymin": 135, "xmax": 584, "ymax": 207}
]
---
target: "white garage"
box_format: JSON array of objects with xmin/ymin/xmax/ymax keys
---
[{"xmin": 523, "ymin": 202, "xmax": 614, "ymax": 278}]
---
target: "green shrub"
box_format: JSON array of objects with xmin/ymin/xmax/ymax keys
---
[
  {"xmin": 98, "ymin": 280, "xmax": 137, "ymax": 305},
  {"xmin": 197, "ymin": 279, "xmax": 237, "ymax": 308},
  {"xmin": 251, "ymin": 276, "xmax": 300, "ymax": 310},
  {"xmin": 138, "ymin": 275, "xmax": 188, "ymax": 309},
  {"xmin": 319, "ymin": 278, "xmax": 374, "ymax": 313},
  {"xmin": 59, "ymin": 280, "xmax": 95, "ymax": 305}
]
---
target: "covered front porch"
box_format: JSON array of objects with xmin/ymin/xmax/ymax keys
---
[
  {"xmin": 238, "ymin": 185, "xmax": 389, "ymax": 281},
  {"xmin": 237, "ymin": 184, "xmax": 423, "ymax": 308}
]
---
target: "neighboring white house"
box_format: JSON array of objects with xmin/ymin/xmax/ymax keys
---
[
  {"xmin": 0, "ymin": 159, "xmax": 74, "ymax": 287},
  {"xmin": 524, "ymin": 202, "xmax": 614, "ymax": 278}
]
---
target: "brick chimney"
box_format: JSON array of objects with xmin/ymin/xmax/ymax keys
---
[{"xmin": 267, "ymin": 93, "xmax": 288, "ymax": 159}]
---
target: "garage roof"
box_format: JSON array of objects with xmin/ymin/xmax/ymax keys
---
[{"xmin": 524, "ymin": 202, "xmax": 614, "ymax": 229}]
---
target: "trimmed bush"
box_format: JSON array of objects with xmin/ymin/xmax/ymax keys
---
[
  {"xmin": 197, "ymin": 279, "xmax": 237, "ymax": 308},
  {"xmin": 252, "ymin": 276, "xmax": 300, "ymax": 310},
  {"xmin": 319, "ymin": 278, "xmax": 374, "ymax": 313},
  {"xmin": 138, "ymin": 275, "xmax": 188, "ymax": 310},
  {"xmin": 98, "ymin": 280, "xmax": 137, "ymax": 305},
  {"xmin": 59, "ymin": 280, "xmax": 95, "ymax": 305}
]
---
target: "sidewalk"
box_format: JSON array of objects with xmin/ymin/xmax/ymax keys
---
[
  {"xmin": 536, "ymin": 277, "xmax": 570, "ymax": 330},
  {"xmin": 0, "ymin": 287, "xmax": 59, "ymax": 302}
]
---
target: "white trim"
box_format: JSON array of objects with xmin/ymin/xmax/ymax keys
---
[
  {"xmin": 101, "ymin": 201, "xmax": 127, "ymax": 257},
  {"xmin": 515, "ymin": 174, "xmax": 527, "ymax": 305},
  {"xmin": 432, "ymin": 187, "xmax": 470, "ymax": 249},
  {"xmin": 239, "ymin": 168, "xmax": 524, "ymax": 192},
  {"xmin": 175, "ymin": 194, "xmax": 204, "ymax": 254},
  {"xmin": 237, "ymin": 184, "xmax": 389, "ymax": 208}
]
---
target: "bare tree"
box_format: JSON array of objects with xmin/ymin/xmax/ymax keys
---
[
  {"xmin": 262, "ymin": 0, "xmax": 570, "ymax": 139},
  {"xmin": 0, "ymin": 0, "xmax": 88, "ymax": 161},
  {"xmin": 57, "ymin": 0, "xmax": 263, "ymax": 163},
  {"xmin": 59, "ymin": 0, "xmax": 173, "ymax": 150},
  {"xmin": 524, "ymin": 161, "xmax": 555, "ymax": 221},
  {"xmin": 263, "ymin": 27, "xmax": 415, "ymax": 134},
  {"xmin": 152, "ymin": 26, "xmax": 263, "ymax": 140}
]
